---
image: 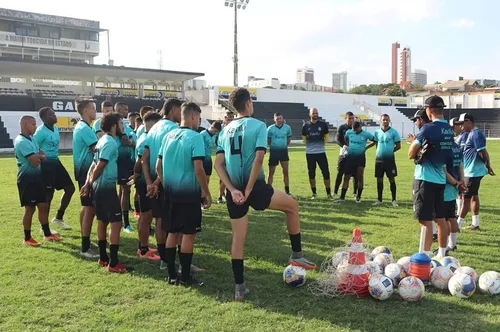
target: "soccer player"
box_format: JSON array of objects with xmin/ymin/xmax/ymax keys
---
[
  {"xmin": 334, "ymin": 112, "xmax": 357, "ymax": 197},
  {"xmin": 115, "ymin": 102, "xmax": 136, "ymax": 233},
  {"xmin": 408, "ymin": 96, "xmax": 454, "ymax": 258},
  {"xmin": 455, "ymin": 113, "xmax": 495, "ymax": 231},
  {"xmin": 302, "ymin": 108, "xmax": 332, "ymax": 199},
  {"xmin": 200, "ymin": 120, "xmax": 222, "ymax": 185},
  {"xmin": 131, "ymin": 111, "xmax": 162, "ymax": 261},
  {"xmin": 157, "ymin": 102, "xmax": 211, "ymax": 286},
  {"xmin": 34, "ymin": 107, "xmax": 75, "ymax": 231},
  {"xmin": 450, "ymin": 117, "xmax": 465, "ymax": 215},
  {"xmin": 217, "ymin": 112, "xmax": 234, "ymax": 204},
  {"xmin": 15, "ymin": 116, "xmax": 62, "ymax": 246},
  {"xmin": 81, "ymin": 112, "xmax": 132, "ymax": 273},
  {"xmin": 73, "ymin": 99, "xmax": 99, "ymax": 258},
  {"xmin": 372, "ymin": 114, "xmax": 401, "ymax": 206},
  {"xmin": 93, "ymin": 101, "xmax": 114, "ymax": 138},
  {"xmin": 128, "ymin": 112, "xmax": 140, "ymax": 131},
  {"xmin": 215, "ymin": 88, "xmax": 316, "ymax": 301},
  {"xmin": 335, "ymin": 120, "xmax": 374, "ymax": 203},
  {"xmin": 136, "ymin": 106, "xmax": 154, "ymax": 139},
  {"xmin": 142, "ymin": 98, "xmax": 182, "ymax": 267},
  {"xmin": 267, "ymin": 113, "xmax": 293, "ymax": 195}
]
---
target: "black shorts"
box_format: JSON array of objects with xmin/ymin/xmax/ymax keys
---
[
  {"xmin": 444, "ymin": 200, "xmax": 457, "ymax": 220},
  {"xmin": 117, "ymin": 159, "xmax": 134, "ymax": 185},
  {"xmin": 41, "ymin": 159, "xmax": 74, "ymax": 193},
  {"xmin": 226, "ymin": 180, "xmax": 274, "ymax": 219},
  {"xmin": 77, "ymin": 176, "xmax": 94, "ymax": 207},
  {"xmin": 151, "ymin": 184, "xmax": 164, "ymax": 219},
  {"xmin": 463, "ymin": 176, "xmax": 483, "ymax": 198},
  {"xmin": 269, "ymin": 149, "xmax": 289, "ymax": 166},
  {"xmin": 162, "ymin": 201, "xmax": 202, "ymax": 234},
  {"xmin": 345, "ymin": 155, "xmax": 366, "ymax": 176},
  {"xmin": 375, "ymin": 158, "xmax": 398, "ymax": 178},
  {"xmin": 135, "ymin": 183, "xmax": 152, "ymax": 213},
  {"xmin": 203, "ymin": 160, "xmax": 213, "ymax": 176},
  {"xmin": 92, "ymin": 187, "xmax": 122, "ymax": 224},
  {"xmin": 306, "ymin": 153, "xmax": 330, "ymax": 180},
  {"xmin": 17, "ymin": 179, "xmax": 47, "ymax": 207},
  {"xmin": 413, "ymin": 180, "xmax": 445, "ymax": 221}
]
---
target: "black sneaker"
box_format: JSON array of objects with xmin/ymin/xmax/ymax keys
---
[
  {"xmin": 432, "ymin": 247, "xmax": 451, "ymax": 257},
  {"xmin": 178, "ymin": 277, "xmax": 204, "ymax": 287},
  {"xmin": 449, "ymin": 245, "xmax": 458, "ymax": 251},
  {"xmin": 166, "ymin": 276, "xmax": 178, "ymax": 285},
  {"xmin": 432, "ymin": 234, "xmax": 438, "ymax": 242}
]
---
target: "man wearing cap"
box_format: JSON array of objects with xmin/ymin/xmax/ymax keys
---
[
  {"xmin": 407, "ymin": 108, "xmax": 430, "ymax": 144},
  {"xmin": 408, "ymin": 96, "xmax": 454, "ymax": 258},
  {"xmin": 455, "ymin": 113, "xmax": 495, "ymax": 231}
]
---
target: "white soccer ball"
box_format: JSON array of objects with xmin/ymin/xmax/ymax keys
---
[
  {"xmin": 373, "ymin": 253, "xmax": 394, "ymax": 270},
  {"xmin": 430, "ymin": 266, "xmax": 453, "ymax": 290},
  {"xmin": 283, "ymin": 265, "xmax": 307, "ymax": 287},
  {"xmin": 448, "ymin": 273, "xmax": 476, "ymax": 299},
  {"xmin": 398, "ymin": 276, "xmax": 425, "ymax": 302},
  {"xmin": 478, "ymin": 271, "xmax": 500, "ymax": 295},
  {"xmin": 440, "ymin": 256, "xmax": 461, "ymax": 273},
  {"xmin": 371, "ymin": 246, "xmax": 392, "ymax": 258},
  {"xmin": 455, "ymin": 266, "xmax": 478, "ymax": 283},
  {"xmin": 397, "ymin": 256, "xmax": 411, "ymax": 273},
  {"xmin": 430, "ymin": 259, "xmax": 442, "ymax": 271},
  {"xmin": 331, "ymin": 251, "xmax": 349, "ymax": 268},
  {"xmin": 336, "ymin": 261, "xmax": 349, "ymax": 277},
  {"xmin": 365, "ymin": 261, "xmax": 383, "ymax": 276},
  {"xmin": 368, "ymin": 274, "xmax": 394, "ymax": 301},
  {"xmin": 385, "ymin": 263, "xmax": 407, "ymax": 286}
]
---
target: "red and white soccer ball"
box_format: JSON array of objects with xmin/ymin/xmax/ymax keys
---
[
  {"xmin": 398, "ymin": 276, "xmax": 425, "ymax": 302},
  {"xmin": 430, "ymin": 266, "xmax": 453, "ymax": 290},
  {"xmin": 397, "ymin": 256, "xmax": 411, "ymax": 274}
]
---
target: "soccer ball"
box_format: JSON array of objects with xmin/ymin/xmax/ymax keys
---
[
  {"xmin": 373, "ymin": 253, "xmax": 394, "ymax": 270},
  {"xmin": 430, "ymin": 266, "xmax": 453, "ymax": 290},
  {"xmin": 368, "ymin": 274, "xmax": 394, "ymax": 301},
  {"xmin": 371, "ymin": 246, "xmax": 392, "ymax": 258},
  {"xmin": 430, "ymin": 259, "xmax": 442, "ymax": 270},
  {"xmin": 283, "ymin": 265, "xmax": 307, "ymax": 287},
  {"xmin": 448, "ymin": 273, "xmax": 476, "ymax": 299},
  {"xmin": 336, "ymin": 261, "xmax": 349, "ymax": 277},
  {"xmin": 331, "ymin": 251, "xmax": 349, "ymax": 268},
  {"xmin": 478, "ymin": 271, "xmax": 500, "ymax": 295},
  {"xmin": 399, "ymin": 276, "xmax": 425, "ymax": 302},
  {"xmin": 455, "ymin": 266, "xmax": 478, "ymax": 283},
  {"xmin": 397, "ymin": 256, "xmax": 411, "ymax": 273},
  {"xmin": 385, "ymin": 263, "xmax": 407, "ymax": 286},
  {"xmin": 365, "ymin": 261, "xmax": 383, "ymax": 276},
  {"xmin": 440, "ymin": 256, "xmax": 461, "ymax": 273}
]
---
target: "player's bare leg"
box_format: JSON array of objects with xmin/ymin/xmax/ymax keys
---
[
  {"xmin": 267, "ymin": 165, "xmax": 277, "ymax": 186},
  {"xmin": 281, "ymin": 161, "xmax": 290, "ymax": 195}
]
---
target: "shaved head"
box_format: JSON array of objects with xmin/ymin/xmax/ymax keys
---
[
  {"xmin": 20, "ymin": 116, "xmax": 37, "ymax": 136},
  {"xmin": 309, "ymin": 108, "xmax": 319, "ymax": 122}
]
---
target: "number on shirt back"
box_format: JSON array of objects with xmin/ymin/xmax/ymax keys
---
[{"xmin": 230, "ymin": 135, "xmax": 242, "ymax": 155}]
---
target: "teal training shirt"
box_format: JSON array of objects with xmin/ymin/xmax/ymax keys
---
[
  {"xmin": 216, "ymin": 117, "xmax": 267, "ymax": 190},
  {"xmin": 92, "ymin": 118, "xmax": 102, "ymax": 134},
  {"xmin": 462, "ymin": 128, "xmax": 488, "ymax": 178},
  {"xmin": 136, "ymin": 124, "xmax": 145, "ymax": 139},
  {"xmin": 158, "ymin": 127, "xmax": 205, "ymax": 202},
  {"xmin": 444, "ymin": 142, "xmax": 463, "ymax": 202},
  {"xmin": 374, "ymin": 127, "xmax": 400, "ymax": 160},
  {"xmin": 200, "ymin": 129, "xmax": 215, "ymax": 162},
  {"xmin": 116, "ymin": 124, "xmax": 137, "ymax": 162},
  {"xmin": 345, "ymin": 129, "xmax": 374, "ymax": 156},
  {"xmin": 73, "ymin": 120, "xmax": 98, "ymax": 179},
  {"xmin": 14, "ymin": 134, "xmax": 42, "ymax": 183},
  {"xmin": 33, "ymin": 124, "xmax": 60, "ymax": 159},
  {"xmin": 92, "ymin": 134, "xmax": 118, "ymax": 191},
  {"xmin": 144, "ymin": 119, "xmax": 179, "ymax": 179},
  {"xmin": 267, "ymin": 123, "xmax": 292, "ymax": 151},
  {"xmin": 134, "ymin": 132, "xmax": 148, "ymax": 185}
]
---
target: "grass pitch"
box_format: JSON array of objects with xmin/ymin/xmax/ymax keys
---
[{"xmin": 1, "ymin": 142, "xmax": 499, "ymax": 331}]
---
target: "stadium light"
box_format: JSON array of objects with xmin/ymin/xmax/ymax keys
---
[{"xmin": 224, "ymin": 0, "xmax": 250, "ymax": 87}]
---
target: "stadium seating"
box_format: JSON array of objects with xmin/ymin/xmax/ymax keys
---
[
  {"xmin": 0, "ymin": 88, "xmax": 27, "ymax": 96},
  {"xmin": 0, "ymin": 116, "xmax": 14, "ymax": 148},
  {"xmin": 26, "ymin": 89, "xmax": 76, "ymax": 98}
]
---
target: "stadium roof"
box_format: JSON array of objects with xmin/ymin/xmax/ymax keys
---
[{"xmin": 0, "ymin": 58, "xmax": 204, "ymax": 83}]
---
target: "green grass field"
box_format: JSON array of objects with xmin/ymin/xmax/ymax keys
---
[{"xmin": 1, "ymin": 142, "xmax": 500, "ymax": 332}]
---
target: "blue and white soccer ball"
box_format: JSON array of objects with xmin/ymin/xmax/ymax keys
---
[
  {"xmin": 365, "ymin": 261, "xmax": 383, "ymax": 276},
  {"xmin": 373, "ymin": 253, "xmax": 394, "ymax": 270},
  {"xmin": 440, "ymin": 256, "xmax": 461, "ymax": 273},
  {"xmin": 478, "ymin": 271, "xmax": 500, "ymax": 295},
  {"xmin": 430, "ymin": 259, "xmax": 442, "ymax": 270},
  {"xmin": 368, "ymin": 274, "xmax": 394, "ymax": 301},
  {"xmin": 448, "ymin": 272, "xmax": 476, "ymax": 299},
  {"xmin": 283, "ymin": 265, "xmax": 307, "ymax": 287},
  {"xmin": 371, "ymin": 246, "xmax": 392, "ymax": 258},
  {"xmin": 455, "ymin": 266, "xmax": 478, "ymax": 284},
  {"xmin": 385, "ymin": 263, "xmax": 407, "ymax": 286}
]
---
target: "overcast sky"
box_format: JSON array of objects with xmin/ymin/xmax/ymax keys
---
[{"xmin": 6, "ymin": 0, "xmax": 499, "ymax": 86}]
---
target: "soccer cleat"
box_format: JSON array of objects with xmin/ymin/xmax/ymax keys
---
[
  {"xmin": 40, "ymin": 228, "xmax": 59, "ymax": 235},
  {"xmin": 177, "ymin": 264, "xmax": 206, "ymax": 275},
  {"xmin": 107, "ymin": 263, "xmax": 134, "ymax": 273},
  {"xmin": 289, "ymin": 256, "xmax": 317, "ymax": 270},
  {"xmin": 310, "ymin": 194, "xmax": 317, "ymax": 200},
  {"xmin": 98, "ymin": 259, "xmax": 109, "ymax": 267},
  {"xmin": 148, "ymin": 247, "xmax": 158, "ymax": 253},
  {"xmin": 23, "ymin": 237, "xmax": 41, "ymax": 247},
  {"xmin": 160, "ymin": 261, "xmax": 168, "ymax": 270},
  {"xmin": 44, "ymin": 234, "xmax": 63, "ymax": 242},
  {"xmin": 449, "ymin": 245, "xmax": 458, "ymax": 251},
  {"xmin": 137, "ymin": 249, "xmax": 161, "ymax": 261},
  {"xmin": 465, "ymin": 225, "xmax": 480, "ymax": 231},
  {"xmin": 334, "ymin": 198, "xmax": 345, "ymax": 203},
  {"xmin": 51, "ymin": 218, "xmax": 72, "ymax": 230},
  {"xmin": 392, "ymin": 200, "xmax": 399, "ymax": 207},
  {"xmin": 80, "ymin": 248, "xmax": 100, "ymax": 259},
  {"xmin": 123, "ymin": 225, "xmax": 134, "ymax": 233},
  {"xmin": 234, "ymin": 283, "xmax": 249, "ymax": 301},
  {"xmin": 355, "ymin": 197, "xmax": 361, "ymax": 204},
  {"xmin": 372, "ymin": 201, "xmax": 383, "ymax": 206},
  {"xmin": 166, "ymin": 276, "xmax": 178, "ymax": 285},
  {"xmin": 432, "ymin": 234, "xmax": 438, "ymax": 242},
  {"xmin": 178, "ymin": 276, "xmax": 204, "ymax": 287},
  {"xmin": 432, "ymin": 247, "xmax": 451, "ymax": 257}
]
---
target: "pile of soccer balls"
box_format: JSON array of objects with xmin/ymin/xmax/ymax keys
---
[{"xmin": 366, "ymin": 246, "xmax": 500, "ymax": 301}]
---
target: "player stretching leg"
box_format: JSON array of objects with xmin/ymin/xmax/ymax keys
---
[
  {"xmin": 267, "ymin": 113, "xmax": 293, "ymax": 195},
  {"xmin": 215, "ymin": 88, "xmax": 316, "ymax": 301}
]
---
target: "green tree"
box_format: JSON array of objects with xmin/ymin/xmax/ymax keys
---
[
  {"xmin": 263, "ymin": 86, "xmax": 275, "ymax": 89},
  {"xmin": 385, "ymin": 85, "xmax": 406, "ymax": 96},
  {"xmin": 434, "ymin": 81, "xmax": 442, "ymax": 84}
]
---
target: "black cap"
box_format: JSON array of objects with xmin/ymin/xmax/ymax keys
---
[
  {"xmin": 455, "ymin": 113, "xmax": 474, "ymax": 124},
  {"xmin": 424, "ymin": 95, "xmax": 447, "ymax": 108},
  {"xmin": 449, "ymin": 117, "xmax": 459, "ymax": 126},
  {"xmin": 410, "ymin": 108, "xmax": 429, "ymax": 122}
]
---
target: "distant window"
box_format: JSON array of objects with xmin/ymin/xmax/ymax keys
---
[
  {"xmin": 89, "ymin": 32, "xmax": 98, "ymax": 41},
  {"xmin": 456, "ymin": 104, "xmax": 462, "ymax": 109},
  {"xmin": 80, "ymin": 30, "xmax": 89, "ymax": 40},
  {"xmin": 49, "ymin": 28, "xmax": 60, "ymax": 39}
]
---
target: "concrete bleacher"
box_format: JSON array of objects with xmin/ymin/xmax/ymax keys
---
[{"xmin": 0, "ymin": 116, "xmax": 13, "ymax": 148}]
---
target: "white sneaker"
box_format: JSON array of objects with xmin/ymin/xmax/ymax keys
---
[
  {"xmin": 372, "ymin": 201, "xmax": 383, "ymax": 206},
  {"xmin": 40, "ymin": 228, "xmax": 59, "ymax": 235},
  {"xmin": 160, "ymin": 261, "xmax": 168, "ymax": 270},
  {"xmin": 80, "ymin": 248, "xmax": 100, "ymax": 260},
  {"xmin": 392, "ymin": 200, "xmax": 399, "ymax": 207},
  {"xmin": 51, "ymin": 218, "xmax": 72, "ymax": 230},
  {"xmin": 355, "ymin": 197, "xmax": 361, "ymax": 204}
]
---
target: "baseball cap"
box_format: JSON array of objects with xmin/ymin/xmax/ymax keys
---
[
  {"xmin": 424, "ymin": 95, "xmax": 447, "ymax": 108},
  {"xmin": 455, "ymin": 113, "xmax": 474, "ymax": 124},
  {"xmin": 410, "ymin": 108, "xmax": 429, "ymax": 122},
  {"xmin": 449, "ymin": 117, "xmax": 459, "ymax": 126}
]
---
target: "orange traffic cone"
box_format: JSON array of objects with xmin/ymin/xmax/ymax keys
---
[{"xmin": 339, "ymin": 228, "xmax": 370, "ymax": 296}]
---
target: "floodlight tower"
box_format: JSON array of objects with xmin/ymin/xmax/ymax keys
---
[{"xmin": 224, "ymin": 0, "xmax": 250, "ymax": 87}]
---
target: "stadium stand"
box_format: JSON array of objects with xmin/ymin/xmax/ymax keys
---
[{"xmin": 0, "ymin": 116, "xmax": 13, "ymax": 148}]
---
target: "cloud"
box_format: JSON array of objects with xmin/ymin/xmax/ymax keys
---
[{"xmin": 448, "ymin": 19, "xmax": 476, "ymax": 28}]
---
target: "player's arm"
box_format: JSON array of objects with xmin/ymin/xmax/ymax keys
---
[
  {"xmin": 20, "ymin": 141, "xmax": 44, "ymax": 167},
  {"xmin": 120, "ymin": 134, "xmax": 135, "ymax": 148},
  {"xmin": 408, "ymin": 127, "xmax": 425, "ymax": 159},
  {"xmin": 89, "ymin": 159, "xmax": 107, "ymax": 184},
  {"xmin": 194, "ymin": 159, "xmax": 211, "ymax": 208},
  {"xmin": 335, "ymin": 126, "xmax": 343, "ymax": 147},
  {"xmin": 287, "ymin": 125, "xmax": 292, "ymax": 146},
  {"xmin": 366, "ymin": 142, "xmax": 376, "ymax": 149},
  {"xmin": 474, "ymin": 132, "xmax": 494, "ymax": 175},
  {"xmin": 323, "ymin": 123, "xmax": 330, "ymax": 143},
  {"xmin": 142, "ymin": 144, "xmax": 153, "ymax": 186},
  {"xmin": 156, "ymin": 156, "xmax": 163, "ymax": 184},
  {"xmin": 214, "ymin": 152, "xmax": 236, "ymax": 193},
  {"xmin": 394, "ymin": 142, "xmax": 401, "ymax": 152},
  {"xmin": 301, "ymin": 122, "xmax": 307, "ymax": 144},
  {"xmin": 245, "ymin": 150, "xmax": 265, "ymax": 197}
]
